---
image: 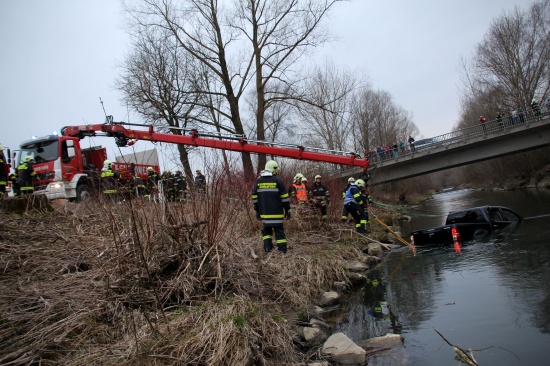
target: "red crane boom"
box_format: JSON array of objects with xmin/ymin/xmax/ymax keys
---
[{"xmin": 61, "ymin": 119, "xmax": 369, "ymax": 171}]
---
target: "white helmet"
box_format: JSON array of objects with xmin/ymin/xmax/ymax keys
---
[
  {"xmin": 264, "ymin": 160, "xmax": 279, "ymax": 174},
  {"xmin": 348, "ymin": 177, "xmax": 355, "ymax": 183},
  {"xmin": 315, "ymin": 175, "xmax": 322, "ymax": 180},
  {"xmin": 294, "ymin": 173, "xmax": 303, "ymax": 181},
  {"xmin": 24, "ymin": 156, "xmax": 34, "ymax": 163},
  {"xmin": 355, "ymin": 179, "xmax": 366, "ymax": 188},
  {"xmin": 103, "ymin": 160, "xmax": 112, "ymax": 169},
  {"xmin": 302, "ymin": 177, "xmax": 308, "ymax": 182}
]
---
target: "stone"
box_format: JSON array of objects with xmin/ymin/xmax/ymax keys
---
[
  {"xmin": 362, "ymin": 333, "xmax": 403, "ymax": 348},
  {"xmin": 310, "ymin": 318, "xmax": 331, "ymax": 331},
  {"xmin": 318, "ymin": 291, "xmax": 339, "ymax": 307},
  {"xmin": 321, "ymin": 332, "xmax": 366, "ymax": 365},
  {"xmin": 303, "ymin": 326, "xmax": 328, "ymax": 344},
  {"xmin": 343, "ymin": 260, "xmax": 369, "ymax": 272},
  {"xmin": 367, "ymin": 242, "xmax": 382, "ymax": 256}
]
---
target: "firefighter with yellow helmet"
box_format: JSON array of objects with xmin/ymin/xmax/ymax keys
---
[
  {"xmin": 343, "ymin": 178, "xmax": 370, "ymax": 233},
  {"xmin": 17, "ymin": 155, "xmax": 37, "ymax": 195},
  {"xmin": 252, "ymin": 160, "xmax": 291, "ymax": 253},
  {"xmin": 100, "ymin": 160, "xmax": 121, "ymax": 201},
  {"xmin": 288, "ymin": 173, "xmax": 308, "ymax": 205}
]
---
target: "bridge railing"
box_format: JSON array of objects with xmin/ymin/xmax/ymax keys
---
[{"xmin": 366, "ymin": 103, "xmax": 549, "ymax": 166}]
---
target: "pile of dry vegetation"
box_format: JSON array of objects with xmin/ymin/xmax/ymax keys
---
[{"xmin": 0, "ymin": 185, "xmax": 376, "ymax": 365}]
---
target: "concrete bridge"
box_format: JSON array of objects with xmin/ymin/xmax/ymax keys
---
[{"xmin": 344, "ymin": 113, "xmax": 550, "ymax": 186}]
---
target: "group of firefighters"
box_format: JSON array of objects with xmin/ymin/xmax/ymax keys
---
[
  {"xmin": 100, "ymin": 160, "xmax": 207, "ymax": 202},
  {"xmin": 253, "ymin": 159, "xmax": 372, "ymax": 254},
  {"xmin": 0, "ymin": 152, "xmax": 37, "ymax": 198},
  {"xmin": 288, "ymin": 172, "xmax": 371, "ymax": 228}
]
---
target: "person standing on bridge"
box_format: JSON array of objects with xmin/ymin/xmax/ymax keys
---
[
  {"xmin": 408, "ymin": 136, "xmax": 415, "ymax": 152},
  {"xmin": 496, "ymin": 112, "xmax": 504, "ymax": 129},
  {"xmin": 479, "ymin": 116, "xmax": 487, "ymax": 134}
]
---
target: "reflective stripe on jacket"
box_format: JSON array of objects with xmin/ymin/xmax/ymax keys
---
[{"xmin": 252, "ymin": 171, "xmax": 290, "ymax": 226}]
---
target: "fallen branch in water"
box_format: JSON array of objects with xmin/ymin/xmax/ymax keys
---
[{"xmin": 433, "ymin": 327, "xmax": 479, "ymax": 366}]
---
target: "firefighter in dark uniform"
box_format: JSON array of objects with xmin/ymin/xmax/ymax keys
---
[
  {"xmin": 161, "ymin": 171, "xmax": 175, "ymax": 202},
  {"xmin": 134, "ymin": 168, "xmax": 147, "ymax": 198},
  {"xmin": 343, "ymin": 178, "xmax": 369, "ymax": 233},
  {"xmin": 0, "ymin": 145, "xmax": 8, "ymax": 197},
  {"xmin": 174, "ymin": 170, "xmax": 187, "ymax": 201},
  {"xmin": 341, "ymin": 177, "xmax": 355, "ymax": 222},
  {"xmin": 252, "ymin": 160, "xmax": 291, "ymax": 253},
  {"xmin": 194, "ymin": 169, "xmax": 206, "ymax": 194},
  {"xmin": 100, "ymin": 160, "xmax": 121, "ymax": 202},
  {"xmin": 9, "ymin": 173, "xmax": 20, "ymax": 197},
  {"xmin": 145, "ymin": 167, "xmax": 159, "ymax": 200},
  {"xmin": 310, "ymin": 175, "xmax": 330, "ymax": 220},
  {"xmin": 17, "ymin": 156, "xmax": 37, "ymax": 195}
]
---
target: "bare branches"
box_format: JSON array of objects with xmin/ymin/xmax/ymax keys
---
[{"xmin": 459, "ymin": 1, "xmax": 550, "ymax": 117}]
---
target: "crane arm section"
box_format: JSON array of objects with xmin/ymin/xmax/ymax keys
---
[{"xmin": 61, "ymin": 120, "xmax": 369, "ymax": 171}]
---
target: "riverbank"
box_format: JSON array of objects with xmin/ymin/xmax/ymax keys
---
[{"xmin": 0, "ymin": 196, "xmax": 407, "ymax": 365}]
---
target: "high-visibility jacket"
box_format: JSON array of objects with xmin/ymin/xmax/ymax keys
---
[
  {"xmin": 343, "ymin": 184, "xmax": 366, "ymax": 207},
  {"xmin": 290, "ymin": 182, "xmax": 308, "ymax": 203},
  {"xmin": 100, "ymin": 169, "xmax": 120, "ymax": 194},
  {"xmin": 17, "ymin": 162, "xmax": 36, "ymax": 192},
  {"xmin": 252, "ymin": 171, "xmax": 290, "ymax": 226}
]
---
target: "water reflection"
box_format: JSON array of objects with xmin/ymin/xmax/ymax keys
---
[{"xmin": 337, "ymin": 188, "xmax": 550, "ymax": 365}]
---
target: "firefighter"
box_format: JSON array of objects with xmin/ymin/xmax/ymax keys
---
[
  {"xmin": 161, "ymin": 171, "xmax": 175, "ymax": 202},
  {"xmin": 133, "ymin": 167, "xmax": 147, "ymax": 198},
  {"xmin": 0, "ymin": 145, "xmax": 8, "ymax": 197},
  {"xmin": 9, "ymin": 173, "xmax": 21, "ymax": 197},
  {"xmin": 343, "ymin": 178, "xmax": 369, "ymax": 233},
  {"xmin": 341, "ymin": 177, "xmax": 355, "ymax": 223},
  {"xmin": 174, "ymin": 170, "xmax": 187, "ymax": 201},
  {"xmin": 310, "ymin": 175, "xmax": 330, "ymax": 220},
  {"xmin": 194, "ymin": 169, "xmax": 206, "ymax": 194},
  {"xmin": 288, "ymin": 173, "xmax": 308, "ymax": 205},
  {"xmin": 17, "ymin": 156, "xmax": 37, "ymax": 195},
  {"xmin": 100, "ymin": 160, "xmax": 120, "ymax": 202},
  {"xmin": 145, "ymin": 167, "xmax": 159, "ymax": 200},
  {"xmin": 301, "ymin": 177, "xmax": 310, "ymax": 196},
  {"xmin": 252, "ymin": 160, "xmax": 291, "ymax": 253}
]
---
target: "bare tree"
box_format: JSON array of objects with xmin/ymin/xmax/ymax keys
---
[
  {"xmin": 350, "ymin": 88, "xmax": 417, "ymax": 155},
  {"xmin": 117, "ymin": 28, "xmax": 200, "ymax": 179},
  {"xmin": 124, "ymin": 0, "xmax": 345, "ymax": 177},
  {"xmin": 296, "ymin": 61, "xmax": 359, "ymax": 152},
  {"xmin": 459, "ymin": 1, "xmax": 550, "ymax": 116},
  {"xmin": 231, "ymin": 0, "xmax": 345, "ymax": 171}
]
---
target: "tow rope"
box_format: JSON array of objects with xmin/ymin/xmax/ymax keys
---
[{"xmin": 369, "ymin": 212, "xmax": 415, "ymax": 254}]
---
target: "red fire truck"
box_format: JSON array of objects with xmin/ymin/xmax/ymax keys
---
[
  {"xmin": 14, "ymin": 116, "xmax": 369, "ymax": 201},
  {"xmin": 14, "ymin": 132, "xmax": 159, "ymax": 202}
]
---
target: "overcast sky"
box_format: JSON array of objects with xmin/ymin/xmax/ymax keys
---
[{"xmin": 0, "ymin": 0, "xmax": 530, "ymax": 169}]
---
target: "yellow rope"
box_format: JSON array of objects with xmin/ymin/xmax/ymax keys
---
[{"xmin": 371, "ymin": 212, "xmax": 415, "ymax": 252}]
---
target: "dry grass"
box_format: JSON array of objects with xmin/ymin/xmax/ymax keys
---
[{"xmin": 0, "ymin": 176, "xmax": 372, "ymax": 365}]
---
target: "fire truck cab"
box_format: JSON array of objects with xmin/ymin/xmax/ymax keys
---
[{"xmin": 16, "ymin": 134, "xmax": 156, "ymax": 202}]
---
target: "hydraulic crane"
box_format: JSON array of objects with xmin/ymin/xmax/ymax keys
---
[{"xmin": 61, "ymin": 116, "xmax": 370, "ymax": 172}]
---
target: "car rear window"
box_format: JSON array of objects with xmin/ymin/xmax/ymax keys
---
[{"xmin": 446, "ymin": 209, "xmax": 484, "ymax": 224}]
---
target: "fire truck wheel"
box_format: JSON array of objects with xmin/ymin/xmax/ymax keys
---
[{"xmin": 76, "ymin": 184, "xmax": 92, "ymax": 203}]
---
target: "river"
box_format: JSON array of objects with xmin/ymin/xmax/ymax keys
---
[{"xmin": 334, "ymin": 188, "xmax": 550, "ymax": 365}]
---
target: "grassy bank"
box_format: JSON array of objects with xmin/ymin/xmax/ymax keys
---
[{"xmin": 0, "ymin": 185, "xmax": 395, "ymax": 365}]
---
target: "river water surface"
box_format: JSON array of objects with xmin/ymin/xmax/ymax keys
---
[{"xmin": 335, "ymin": 188, "xmax": 550, "ymax": 365}]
